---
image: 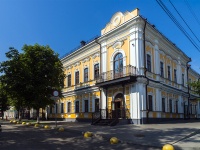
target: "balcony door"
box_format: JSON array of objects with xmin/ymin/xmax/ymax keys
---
[{"xmin": 114, "ymin": 53, "xmax": 123, "ymax": 78}]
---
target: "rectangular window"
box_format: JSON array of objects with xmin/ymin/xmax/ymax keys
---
[
  {"xmin": 169, "ymin": 99, "xmax": 172, "ymax": 113},
  {"xmin": 94, "ymin": 64, "xmax": 99, "ymax": 79},
  {"xmin": 148, "ymin": 95, "xmax": 153, "ymax": 111},
  {"xmin": 84, "ymin": 100, "xmax": 88, "ymax": 112},
  {"xmin": 68, "ymin": 74, "xmax": 71, "ymax": 87},
  {"xmin": 160, "ymin": 62, "xmax": 164, "ymax": 77},
  {"xmin": 182, "ymin": 74, "xmax": 184, "ymax": 86},
  {"xmin": 67, "ymin": 102, "xmax": 71, "ymax": 113},
  {"xmin": 174, "ymin": 69, "xmax": 177, "ymax": 83},
  {"xmin": 147, "ymin": 54, "xmax": 151, "ymax": 72},
  {"xmin": 95, "ymin": 99, "xmax": 99, "ymax": 112},
  {"xmin": 50, "ymin": 106, "xmax": 53, "ymax": 114},
  {"xmin": 75, "ymin": 71, "xmax": 79, "ymax": 85},
  {"xmin": 61, "ymin": 103, "xmax": 64, "ymax": 113},
  {"xmin": 75, "ymin": 101, "xmax": 79, "ymax": 113},
  {"xmin": 176, "ymin": 101, "xmax": 178, "ymax": 113},
  {"xmin": 84, "ymin": 68, "xmax": 88, "ymax": 82},
  {"xmin": 168, "ymin": 66, "xmax": 171, "ymax": 80},
  {"xmin": 162, "ymin": 98, "xmax": 165, "ymax": 112}
]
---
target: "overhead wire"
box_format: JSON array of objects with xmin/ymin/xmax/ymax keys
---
[
  {"xmin": 156, "ymin": 0, "xmax": 200, "ymax": 53},
  {"xmin": 184, "ymin": 0, "xmax": 200, "ymax": 27},
  {"xmin": 169, "ymin": 0, "xmax": 200, "ymax": 44}
]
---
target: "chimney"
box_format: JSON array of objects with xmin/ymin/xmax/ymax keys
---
[{"xmin": 80, "ymin": 40, "xmax": 86, "ymax": 47}]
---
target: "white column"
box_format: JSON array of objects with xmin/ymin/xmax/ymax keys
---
[{"xmin": 101, "ymin": 41, "xmax": 107, "ymax": 73}]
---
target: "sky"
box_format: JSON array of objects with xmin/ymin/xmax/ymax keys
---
[{"xmin": 0, "ymin": 0, "xmax": 200, "ymax": 73}]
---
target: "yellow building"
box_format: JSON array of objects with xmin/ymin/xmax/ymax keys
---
[{"xmin": 48, "ymin": 8, "xmax": 200, "ymax": 124}]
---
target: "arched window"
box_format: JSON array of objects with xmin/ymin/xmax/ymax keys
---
[{"xmin": 113, "ymin": 53, "xmax": 123, "ymax": 78}]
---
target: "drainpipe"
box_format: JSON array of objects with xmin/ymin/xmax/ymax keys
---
[
  {"xmin": 186, "ymin": 58, "xmax": 191, "ymax": 119},
  {"xmin": 143, "ymin": 18, "xmax": 148, "ymax": 124}
]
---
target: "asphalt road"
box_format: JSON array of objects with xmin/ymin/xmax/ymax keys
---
[{"xmin": 0, "ymin": 123, "xmax": 160, "ymax": 150}]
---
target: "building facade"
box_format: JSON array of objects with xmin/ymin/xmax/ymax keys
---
[{"xmin": 48, "ymin": 8, "xmax": 200, "ymax": 124}]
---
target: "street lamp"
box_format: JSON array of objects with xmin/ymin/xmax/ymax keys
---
[{"xmin": 53, "ymin": 90, "xmax": 59, "ymax": 128}]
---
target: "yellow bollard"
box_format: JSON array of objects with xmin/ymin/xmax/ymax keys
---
[
  {"xmin": 34, "ymin": 124, "xmax": 39, "ymax": 127},
  {"xmin": 58, "ymin": 127, "xmax": 64, "ymax": 132},
  {"xmin": 44, "ymin": 125, "xmax": 50, "ymax": 129},
  {"xmin": 84, "ymin": 131, "xmax": 93, "ymax": 138},
  {"xmin": 162, "ymin": 144, "xmax": 174, "ymax": 150},
  {"xmin": 22, "ymin": 122, "xmax": 26, "ymax": 125},
  {"xmin": 110, "ymin": 137, "xmax": 119, "ymax": 144}
]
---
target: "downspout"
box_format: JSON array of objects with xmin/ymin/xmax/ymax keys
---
[
  {"xmin": 95, "ymin": 39, "xmax": 102, "ymax": 113},
  {"xmin": 143, "ymin": 18, "xmax": 148, "ymax": 124},
  {"xmin": 186, "ymin": 58, "xmax": 191, "ymax": 119}
]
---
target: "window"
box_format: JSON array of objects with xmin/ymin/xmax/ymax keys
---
[
  {"xmin": 94, "ymin": 64, "xmax": 99, "ymax": 79},
  {"xmin": 95, "ymin": 99, "xmax": 99, "ymax": 112},
  {"xmin": 148, "ymin": 95, "xmax": 153, "ymax": 111},
  {"xmin": 160, "ymin": 62, "xmax": 164, "ymax": 77},
  {"xmin": 67, "ymin": 74, "xmax": 71, "ymax": 87},
  {"xmin": 114, "ymin": 53, "xmax": 123, "ymax": 78},
  {"xmin": 147, "ymin": 54, "xmax": 151, "ymax": 72},
  {"xmin": 75, "ymin": 101, "xmax": 79, "ymax": 113},
  {"xmin": 67, "ymin": 102, "xmax": 71, "ymax": 113},
  {"xmin": 182, "ymin": 74, "xmax": 184, "ymax": 85},
  {"xmin": 61, "ymin": 103, "xmax": 64, "ymax": 113},
  {"xmin": 167, "ymin": 66, "xmax": 171, "ymax": 80},
  {"xmin": 174, "ymin": 69, "xmax": 177, "ymax": 83},
  {"xmin": 75, "ymin": 71, "xmax": 79, "ymax": 85},
  {"xmin": 169, "ymin": 99, "xmax": 172, "ymax": 113},
  {"xmin": 175, "ymin": 101, "xmax": 178, "ymax": 113},
  {"xmin": 50, "ymin": 106, "xmax": 53, "ymax": 114},
  {"xmin": 162, "ymin": 98, "xmax": 165, "ymax": 112},
  {"xmin": 84, "ymin": 100, "xmax": 89, "ymax": 112},
  {"xmin": 84, "ymin": 68, "xmax": 88, "ymax": 82}
]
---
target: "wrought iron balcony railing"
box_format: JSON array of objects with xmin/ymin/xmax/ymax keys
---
[{"xmin": 96, "ymin": 65, "xmax": 136, "ymax": 83}]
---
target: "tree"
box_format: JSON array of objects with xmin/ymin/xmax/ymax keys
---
[
  {"xmin": 0, "ymin": 81, "xmax": 9, "ymax": 120},
  {"xmin": 0, "ymin": 44, "xmax": 65, "ymax": 122},
  {"xmin": 190, "ymin": 81, "xmax": 200, "ymax": 96}
]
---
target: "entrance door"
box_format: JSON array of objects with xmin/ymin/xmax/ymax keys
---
[{"xmin": 113, "ymin": 93, "xmax": 124, "ymax": 118}]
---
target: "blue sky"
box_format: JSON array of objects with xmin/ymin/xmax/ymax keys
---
[{"xmin": 0, "ymin": 0, "xmax": 200, "ymax": 73}]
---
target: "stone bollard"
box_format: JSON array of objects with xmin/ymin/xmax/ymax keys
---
[
  {"xmin": 58, "ymin": 127, "xmax": 64, "ymax": 132},
  {"xmin": 110, "ymin": 137, "xmax": 119, "ymax": 144},
  {"xmin": 84, "ymin": 131, "xmax": 93, "ymax": 138},
  {"xmin": 162, "ymin": 144, "xmax": 174, "ymax": 150}
]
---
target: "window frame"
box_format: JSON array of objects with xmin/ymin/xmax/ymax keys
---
[
  {"xmin": 67, "ymin": 102, "xmax": 71, "ymax": 113},
  {"xmin": 174, "ymin": 69, "xmax": 177, "ymax": 83},
  {"xmin": 84, "ymin": 100, "xmax": 89, "ymax": 112},
  {"xmin": 75, "ymin": 101, "xmax": 79, "ymax": 113},
  {"xmin": 148, "ymin": 95, "xmax": 153, "ymax": 111},
  {"xmin": 147, "ymin": 54, "xmax": 151, "ymax": 72},
  {"xmin": 84, "ymin": 68, "xmax": 88, "ymax": 82},
  {"xmin": 167, "ymin": 66, "xmax": 171, "ymax": 80},
  {"xmin": 94, "ymin": 63, "xmax": 99, "ymax": 79},
  {"xmin": 75, "ymin": 71, "xmax": 79, "ymax": 85},
  {"xmin": 160, "ymin": 61, "xmax": 164, "ymax": 77},
  {"xmin": 162, "ymin": 98, "xmax": 165, "ymax": 112},
  {"xmin": 67, "ymin": 74, "xmax": 71, "ymax": 87}
]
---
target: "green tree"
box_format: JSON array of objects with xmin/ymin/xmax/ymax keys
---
[
  {"xmin": 0, "ymin": 83, "xmax": 9, "ymax": 120},
  {"xmin": 0, "ymin": 44, "xmax": 65, "ymax": 122},
  {"xmin": 190, "ymin": 81, "xmax": 200, "ymax": 96}
]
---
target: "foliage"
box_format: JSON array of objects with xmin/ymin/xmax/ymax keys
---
[
  {"xmin": 190, "ymin": 81, "xmax": 200, "ymax": 99},
  {"xmin": 0, "ymin": 81, "xmax": 9, "ymax": 119},
  {"xmin": 0, "ymin": 44, "xmax": 65, "ymax": 122}
]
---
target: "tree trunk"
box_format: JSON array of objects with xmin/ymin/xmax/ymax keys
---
[
  {"xmin": 36, "ymin": 108, "xmax": 40, "ymax": 123},
  {"xmin": 18, "ymin": 109, "xmax": 22, "ymax": 121}
]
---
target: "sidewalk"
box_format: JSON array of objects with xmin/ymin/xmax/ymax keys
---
[
  {"xmin": 39, "ymin": 120, "xmax": 200, "ymax": 150},
  {"xmin": 1, "ymin": 119, "xmax": 200, "ymax": 149}
]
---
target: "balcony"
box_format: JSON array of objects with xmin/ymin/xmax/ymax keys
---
[{"xmin": 96, "ymin": 65, "xmax": 136, "ymax": 87}]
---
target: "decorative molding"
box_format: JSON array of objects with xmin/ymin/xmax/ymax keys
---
[
  {"xmin": 92, "ymin": 53, "xmax": 100, "ymax": 59},
  {"xmin": 82, "ymin": 57, "xmax": 90, "ymax": 63},
  {"xmin": 112, "ymin": 41, "xmax": 124, "ymax": 49}
]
